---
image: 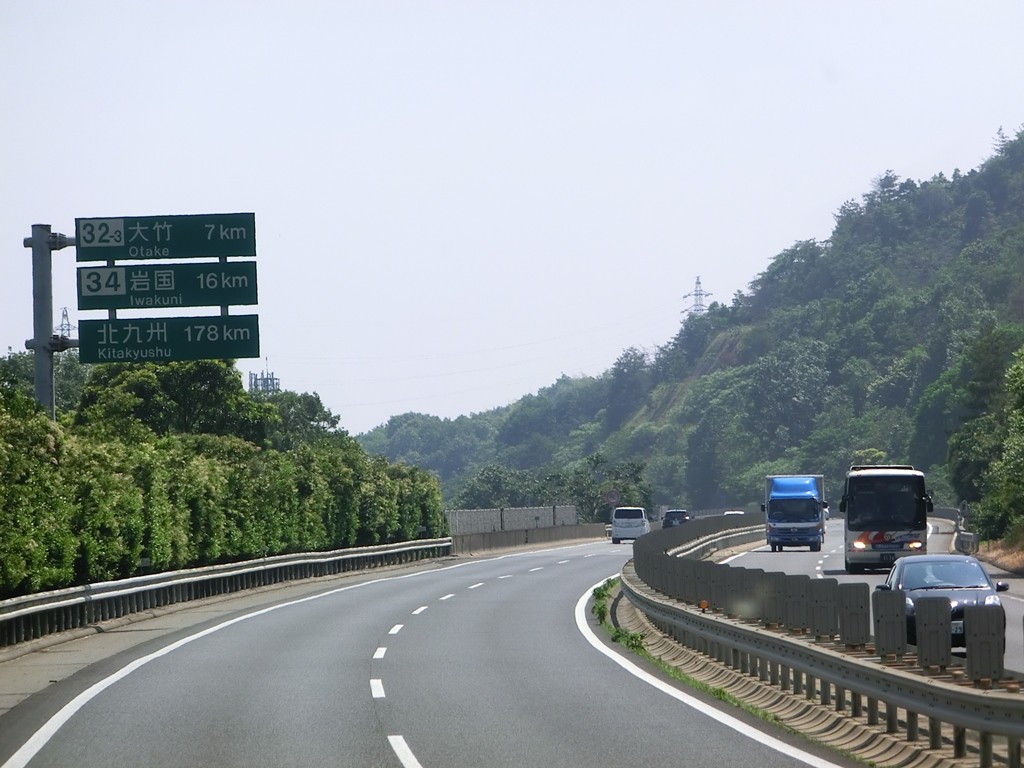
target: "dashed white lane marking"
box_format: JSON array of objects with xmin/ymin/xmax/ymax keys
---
[
  {"xmin": 440, "ymin": 594, "xmax": 455, "ymax": 601},
  {"xmin": 499, "ymin": 574, "xmax": 514, "ymax": 579},
  {"xmin": 373, "ymin": 647, "xmax": 387, "ymax": 660},
  {"xmin": 388, "ymin": 735, "xmax": 424, "ymax": 768},
  {"xmin": 468, "ymin": 582, "xmax": 484, "ymax": 589},
  {"xmin": 0, "ymin": 542, "xmax": 606, "ymax": 768},
  {"xmin": 575, "ymin": 579, "xmax": 846, "ymax": 768},
  {"xmin": 389, "ymin": 624, "xmax": 403, "ymax": 635},
  {"xmin": 412, "ymin": 606, "xmax": 428, "ymax": 615},
  {"xmin": 370, "ymin": 679, "xmax": 385, "ymax": 698},
  {"xmin": 529, "ymin": 567, "xmax": 543, "ymax": 572},
  {"xmin": 557, "ymin": 560, "xmax": 570, "ymax": 565}
]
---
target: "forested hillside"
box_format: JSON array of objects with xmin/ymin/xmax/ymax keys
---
[{"xmin": 360, "ymin": 127, "xmax": 1024, "ymax": 543}]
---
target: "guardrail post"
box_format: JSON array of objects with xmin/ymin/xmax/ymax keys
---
[
  {"xmin": 965, "ymin": 605, "xmax": 1005, "ymax": 683},
  {"xmin": 763, "ymin": 572, "xmax": 784, "ymax": 628},
  {"xmin": 784, "ymin": 574, "xmax": 811, "ymax": 634},
  {"xmin": 867, "ymin": 697, "xmax": 878, "ymax": 726},
  {"xmin": 873, "ymin": 588, "xmax": 908, "ymax": 659},
  {"xmin": 929, "ymin": 717, "xmax": 941, "ymax": 750},
  {"xmin": 886, "ymin": 701, "xmax": 898, "ymax": 734},
  {"xmin": 852, "ymin": 691, "xmax": 862, "ymax": 718},
  {"xmin": 953, "ymin": 725, "xmax": 966, "ymax": 758},
  {"xmin": 810, "ymin": 578, "xmax": 839, "ymax": 639},
  {"xmin": 980, "ymin": 732, "xmax": 993, "ymax": 768},
  {"xmin": 907, "ymin": 711, "xmax": 918, "ymax": 741},
  {"xmin": 915, "ymin": 596, "xmax": 952, "ymax": 669},
  {"xmin": 1009, "ymin": 736, "xmax": 1021, "ymax": 768}
]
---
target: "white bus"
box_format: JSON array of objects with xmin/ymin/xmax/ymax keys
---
[{"xmin": 839, "ymin": 465, "xmax": 933, "ymax": 573}]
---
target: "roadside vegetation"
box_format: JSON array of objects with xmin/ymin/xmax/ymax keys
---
[{"xmin": 0, "ymin": 359, "xmax": 444, "ymax": 599}]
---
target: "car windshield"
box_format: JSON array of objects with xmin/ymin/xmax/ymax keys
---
[{"xmin": 899, "ymin": 560, "xmax": 990, "ymax": 590}]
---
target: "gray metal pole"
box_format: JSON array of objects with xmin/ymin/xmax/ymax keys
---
[
  {"xmin": 26, "ymin": 224, "xmax": 55, "ymax": 418},
  {"xmin": 23, "ymin": 224, "xmax": 75, "ymax": 419}
]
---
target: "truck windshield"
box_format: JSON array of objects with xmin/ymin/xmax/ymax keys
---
[{"xmin": 767, "ymin": 499, "xmax": 819, "ymax": 523}]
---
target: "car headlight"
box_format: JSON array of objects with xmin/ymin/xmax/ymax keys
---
[
  {"xmin": 984, "ymin": 595, "xmax": 1001, "ymax": 607},
  {"xmin": 905, "ymin": 597, "xmax": 915, "ymax": 615}
]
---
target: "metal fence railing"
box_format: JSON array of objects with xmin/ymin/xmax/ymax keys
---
[
  {"xmin": 627, "ymin": 519, "xmax": 1021, "ymax": 768},
  {"xmin": 1, "ymin": 539, "xmax": 452, "ymax": 650}
]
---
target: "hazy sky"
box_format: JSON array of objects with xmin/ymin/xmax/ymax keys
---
[{"xmin": 3, "ymin": 2, "xmax": 1022, "ymax": 434}]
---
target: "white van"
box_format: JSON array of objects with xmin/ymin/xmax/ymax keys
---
[{"xmin": 610, "ymin": 507, "xmax": 650, "ymax": 544}]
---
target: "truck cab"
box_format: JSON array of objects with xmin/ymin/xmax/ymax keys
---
[{"xmin": 762, "ymin": 474, "xmax": 827, "ymax": 552}]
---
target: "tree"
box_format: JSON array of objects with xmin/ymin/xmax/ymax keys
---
[
  {"xmin": 605, "ymin": 347, "xmax": 650, "ymax": 431},
  {"xmin": 74, "ymin": 361, "xmax": 278, "ymax": 444},
  {"xmin": 451, "ymin": 464, "xmax": 540, "ymax": 509},
  {"xmin": 262, "ymin": 390, "xmax": 341, "ymax": 451}
]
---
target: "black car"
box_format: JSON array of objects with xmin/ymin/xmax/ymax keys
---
[
  {"xmin": 662, "ymin": 509, "xmax": 691, "ymax": 528},
  {"xmin": 875, "ymin": 554, "xmax": 1009, "ymax": 646}
]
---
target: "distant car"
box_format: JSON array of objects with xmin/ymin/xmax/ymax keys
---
[
  {"xmin": 610, "ymin": 506, "xmax": 650, "ymax": 544},
  {"xmin": 662, "ymin": 509, "xmax": 691, "ymax": 528},
  {"xmin": 875, "ymin": 554, "xmax": 1009, "ymax": 646}
]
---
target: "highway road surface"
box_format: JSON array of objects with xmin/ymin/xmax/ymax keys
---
[{"xmin": 0, "ymin": 542, "xmax": 862, "ymax": 768}]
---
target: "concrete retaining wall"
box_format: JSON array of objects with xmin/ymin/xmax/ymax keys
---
[
  {"xmin": 452, "ymin": 523, "xmax": 606, "ymax": 555},
  {"xmin": 445, "ymin": 506, "xmax": 578, "ymax": 535}
]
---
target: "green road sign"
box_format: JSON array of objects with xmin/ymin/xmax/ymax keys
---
[
  {"xmin": 77, "ymin": 262, "xmax": 258, "ymax": 310},
  {"xmin": 75, "ymin": 213, "xmax": 256, "ymax": 261},
  {"xmin": 79, "ymin": 315, "xmax": 260, "ymax": 363}
]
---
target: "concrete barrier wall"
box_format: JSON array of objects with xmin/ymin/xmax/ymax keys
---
[
  {"xmin": 452, "ymin": 523, "xmax": 605, "ymax": 555},
  {"xmin": 445, "ymin": 506, "xmax": 578, "ymax": 535}
]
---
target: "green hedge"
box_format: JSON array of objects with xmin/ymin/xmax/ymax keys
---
[{"xmin": 0, "ymin": 389, "xmax": 446, "ymax": 598}]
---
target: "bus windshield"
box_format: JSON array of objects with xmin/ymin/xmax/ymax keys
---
[{"xmin": 846, "ymin": 475, "xmax": 927, "ymax": 530}]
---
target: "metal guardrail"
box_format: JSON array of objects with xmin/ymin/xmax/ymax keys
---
[
  {"xmin": 627, "ymin": 520, "xmax": 1022, "ymax": 768},
  {"xmin": 1, "ymin": 538, "xmax": 452, "ymax": 650}
]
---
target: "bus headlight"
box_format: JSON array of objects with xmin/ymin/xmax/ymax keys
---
[
  {"xmin": 852, "ymin": 540, "xmax": 867, "ymax": 550},
  {"xmin": 907, "ymin": 540, "xmax": 924, "ymax": 550}
]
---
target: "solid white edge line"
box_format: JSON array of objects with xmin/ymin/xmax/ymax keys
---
[
  {"xmin": 1, "ymin": 541, "xmax": 600, "ymax": 768},
  {"xmin": 388, "ymin": 735, "xmax": 424, "ymax": 768},
  {"xmin": 575, "ymin": 577, "xmax": 846, "ymax": 768}
]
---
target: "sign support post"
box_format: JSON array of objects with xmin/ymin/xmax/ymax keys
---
[{"xmin": 22, "ymin": 224, "xmax": 76, "ymax": 418}]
